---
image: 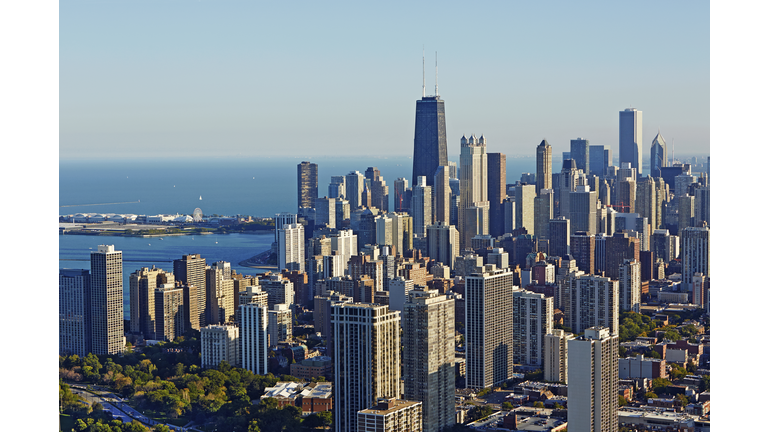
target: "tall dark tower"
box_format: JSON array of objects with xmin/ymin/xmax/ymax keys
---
[{"xmin": 412, "ymin": 53, "xmax": 447, "ymax": 187}]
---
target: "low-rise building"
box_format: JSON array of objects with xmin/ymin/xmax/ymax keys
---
[
  {"xmin": 356, "ymin": 398, "xmax": 423, "ymax": 432},
  {"xmin": 619, "ymin": 354, "xmax": 667, "ymax": 380},
  {"xmin": 290, "ymin": 356, "xmax": 333, "ymax": 381}
]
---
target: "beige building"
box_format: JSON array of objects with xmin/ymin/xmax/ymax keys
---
[
  {"xmin": 206, "ymin": 261, "xmax": 235, "ymax": 325},
  {"xmin": 154, "ymin": 284, "xmax": 185, "ymax": 342},
  {"xmin": 513, "ymin": 289, "xmax": 553, "ymax": 367},
  {"xmin": 201, "ymin": 324, "xmax": 239, "ymax": 369},
  {"xmin": 91, "ymin": 245, "xmax": 124, "ymax": 355},
  {"xmin": 357, "ymin": 398, "xmax": 423, "ymax": 432},
  {"xmin": 332, "ymin": 303, "xmax": 401, "ymax": 432},
  {"xmin": 568, "ymin": 326, "xmax": 619, "ymax": 432},
  {"xmin": 173, "ymin": 253, "xmax": 206, "ymax": 329},
  {"xmin": 402, "ymin": 289, "xmax": 455, "ymax": 432},
  {"xmin": 268, "ymin": 303, "xmax": 293, "ymax": 347},
  {"xmin": 544, "ymin": 329, "xmax": 574, "ymax": 384}
]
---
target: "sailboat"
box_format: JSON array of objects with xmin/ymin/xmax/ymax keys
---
[{"xmin": 199, "ymin": 195, "xmax": 202, "ymax": 200}]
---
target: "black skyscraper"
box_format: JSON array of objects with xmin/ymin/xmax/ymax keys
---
[{"xmin": 412, "ymin": 96, "xmax": 447, "ymax": 187}]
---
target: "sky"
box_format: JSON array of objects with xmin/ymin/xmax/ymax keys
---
[{"xmin": 59, "ymin": 0, "xmax": 710, "ymax": 160}]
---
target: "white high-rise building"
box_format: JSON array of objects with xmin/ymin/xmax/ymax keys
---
[
  {"xmin": 513, "ymin": 289, "xmax": 553, "ymax": 367},
  {"xmin": 544, "ymin": 329, "xmax": 574, "ymax": 384},
  {"xmin": 239, "ymin": 303, "xmax": 268, "ymax": 374},
  {"xmin": 402, "ymin": 289, "xmax": 455, "ymax": 432},
  {"xmin": 201, "ymin": 324, "xmax": 240, "ymax": 369},
  {"xmin": 568, "ymin": 326, "xmax": 619, "ymax": 432},
  {"xmin": 681, "ymin": 225, "xmax": 710, "ymax": 292},
  {"xmin": 459, "ymin": 134, "xmax": 488, "ymax": 248},
  {"xmin": 332, "ymin": 303, "xmax": 401, "ymax": 432},
  {"xmin": 267, "ymin": 303, "xmax": 293, "ymax": 347},
  {"xmin": 619, "ymin": 108, "xmax": 643, "ymax": 176},
  {"xmin": 90, "ymin": 245, "xmax": 124, "ymax": 355},
  {"xmin": 465, "ymin": 267, "xmax": 515, "ymax": 388},
  {"xmin": 426, "ymin": 221, "xmax": 459, "ymax": 269},
  {"xmin": 274, "ymin": 212, "xmax": 298, "ymax": 242},
  {"xmin": 206, "ymin": 261, "xmax": 235, "ymax": 325},
  {"xmin": 515, "ymin": 184, "xmax": 537, "ymax": 236},
  {"xmin": 619, "ymin": 259, "xmax": 641, "ymax": 313},
  {"xmin": 331, "ymin": 229, "xmax": 358, "ymax": 268},
  {"xmin": 260, "ymin": 274, "xmax": 295, "ymax": 308},
  {"xmin": 278, "ymin": 223, "xmax": 305, "ymax": 273},
  {"xmin": 565, "ymin": 274, "xmax": 619, "ymax": 335}
]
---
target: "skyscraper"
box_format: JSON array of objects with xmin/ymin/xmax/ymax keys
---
[
  {"xmin": 568, "ymin": 326, "xmax": 619, "ymax": 432},
  {"xmin": 570, "ymin": 138, "xmax": 590, "ymax": 175},
  {"xmin": 278, "ymin": 223, "xmax": 305, "ymax": 273},
  {"xmin": 650, "ymin": 130, "xmax": 667, "ymax": 178},
  {"xmin": 513, "ymin": 289, "xmax": 553, "ymax": 367},
  {"xmin": 433, "ymin": 165, "xmax": 451, "ymax": 225},
  {"xmin": 297, "ymin": 161, "xmax": 318, "ymax": 210},
  {"xmin": 412, "ymin": 92, "xmax": 448, "ymax": 188},
  {"xmin": 465, "ymin": 268, "xmax": 515, "ymax": 389},
  {"xmin": 201, "ymin": 324, "xmax": 240, "ymax": 369},
  {"xmin": 402, "ymin": 289, "xmax": 456, "ymax": 432},
  {"xmin": 129, "ymin": 266, "xmax": 175, "ymax": 339},
  {"xmin": 544, "ymin": 329, "xmax": 574, "ymax": 384},
  {"xmin": 459, "ymin": 134, "xmax": 488, "ymax": 248},
  {"xmin": 536, "ymin": 140, "xmax": 552, "ymax": 196},
  {"xmin": 240, "ymin": 303, "xmax": 268, "ymax": 374},
  {"xmin": 619, "ymin": 108, "xmax": 643, "ymax": 175},
  {"xmin": 90, "ymin": 244, "xmax": 124, "ymax": 355},
  {"xmin": 332, "ymin": 302, "xmax": 401, "ymax": 432},
  {"xmin": 426, "ymin": 221, "xmax": 460, "ymax": 269},
  {"xmin": 346, "ymin": 171, "xmax": 365, "ymax": 210},
  {"xmin": 565, "ymin": 274, "xmax": 620, "ymax": 335},
  {"xmin": 681, "ymin": 224, "xmax": 710, "ymax": 292},
  {"xmin": 174, "ymin": 253, "xmax": 206, "ymax": 330},
  {"xmin": 206, "ymin": 261, "xmax": 235, "ymax": 325},
  {"xmin": 411, "ymin": 176, "xmax": 433, "ymax": 236},
  {"xmin": 487, "ymin": 152, "xmax": 507, "ymax": 237},
  {"xmin": 154, "ymin": 283, "xmax": 185, "ymax": 342},
  {"xmin": 60, "ymin": 269, "xmax": 91, "ymax": 357}
]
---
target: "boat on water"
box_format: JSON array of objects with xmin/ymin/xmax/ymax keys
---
[{"xmin": 199, "ymin": 195, "xmax": 202, "ymax": 200}]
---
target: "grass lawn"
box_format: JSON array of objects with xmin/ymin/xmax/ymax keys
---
[{"xmin": 60, "ymin": 414, "xmax": 75, "ymax": 432}]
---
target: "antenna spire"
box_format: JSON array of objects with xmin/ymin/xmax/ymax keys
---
[
  {"xmin": 435, "ymin": 51, "xmax": 439, "ymax": 97},
  {"xmin": 422, "ymin": 47, "xmax": 425, "ymax": 98}
]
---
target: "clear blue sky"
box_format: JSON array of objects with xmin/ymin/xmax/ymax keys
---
[{"xmin": 60, "ymin": 1, "xmax": 709, "ymax": 160}]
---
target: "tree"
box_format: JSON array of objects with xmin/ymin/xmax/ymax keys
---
[
  {"xmin": 675, "ymin": 393, "xmax": 689, "ymax": 406},
  {"xmin": 645, "ymin": 391, "xmax": 657, "ymax": 399},
  {"xmin": 501, "ymin": 402, "xmax": 513, "ymax": 411},
  {"xmin": 618, "ymin": 395, "xmax": 627, "ymax": 407},
  {"xmin": 533, "ymin": 401, "xmax": 544, "ymax": 408}
]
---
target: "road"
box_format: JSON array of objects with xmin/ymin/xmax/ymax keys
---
[{"xmin": 69, "ymin": 384, "xmax": 192, "ymax": 431}]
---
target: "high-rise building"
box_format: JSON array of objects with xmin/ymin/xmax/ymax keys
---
[
  {"xmin": 617, "ymin": 177, "xmax": 636, "ymax": 213},
  {"xmin": 694, "ymin": 186, "xmax": 710, "ymax": 227},
  {"xmin": 465, "ymin": 268, "xmax": 515, "ymax": 388},
  {"xmin": 154, "ymin": 283, "xmax": 185, "ymax": 342},
  {"xmin": 260, "ymin": 274, "xmax": 295, "ymax": 308},
  {"xmin": 681, "ymin": 225, "xmax": 710, "ymax": 292},
  {"xmin": 357, "ymin": 398, "xmax": 423, "ymax": 432},
  {"xmin": 589, "ymin": 145, "xmax": 608, "ymax": 177},
  {"xmin": 298, "ymin": 161, "xmax": 318, "ymax": 210},
  {"xmin": 411, "ymin": 176, "xmax": 433, "ymax": 236},
  {"xmin": 570, "ymin": 232, "xmax": 595, "ymax": 275},
  {"xmin": 329, "ymin": 175, "xmax": 346, "ymax": 200},
  {"xmin": 174, "ymin": 254, "xmax": 206, "ymax": 329},
  {"xmin": 515, "ymin": 184, "xmax": 537, "ymax": 236},
  {"xmin": 201, "ymin": 324, "xmax": 240, "ymax": 369},
  {"xmin": 278, "ymin": 223, "xmax": 305, "ymax": 273},
  {"xmin": 536, "ymin": 140, "xmax": 552, "ymax": 196},
  {"xmin": 605, "ymin": 232, "xmax": 640, "ymax": 280},
  {"xmin": 534, "ymin": 189, "xmax": 554, "ymax": 240},
  {"xmin": 240, "ymin": 303, "xmax": 268, "ymax": 374},
  {"xmin": 346, "ymin": 171, "xmax": 366, "ymax": 210},
  {"xmin": 206, "ymin": 261, "xmax": 235, "ymax": 325},
  {"xmin": 513, "ymin": 289, "xmax": 553, "ymax": 367},
  {"xmin": 549, "ymin": 216, "xmax": 570, "ymax": 258},
  {"xmin": 315, "ymin": 197, "xmax": 336, "ymax": 229},
  {"xmin": 394, "ymin": 178, "xmax": 411, "ymax": 213},
  {"xmin": 412, "ymin": 93, "xmax": 448, "ymax": 188},
  {"xmin": 569, "ymin": 185, "xmax": 598, "ymax": 235},
  {"xmin": 678, "ymin": 195, "xmax": 695, "ymax": 232},
  {"xmin": 636, "ymin": 176, "xmax": 657, "ymax": 230},
  {"xmin": 402, "ymin": 289, "xmax": 455, "ymax": 432},
  {"xmin": 565, "ymin": 274, "xmax": 619, "ymax": 335},
  {"xmin": 459, "ymin": 134, "xmax": 488, "ymax": 248},
  {"xmin": 366, "ymin": 167, "xmax": 390, "ymax": 213},
  {"xmin": 568, "ymin": 326, "xmax": 619, "ymax": 432},
  {"xmin": 487, "ymin": 152, "xmax": 507, "ymax": 237},
  {"xmin": 433, "ymin": 165, "xmax": 451, "ymax": 225},
  {"xmin": 90, "ymin": 245, "xmax": 124, "ymax": 355},
  {"xmin": 620, "ymin": 108, "xmax": 643, "ymax": 175},
  {"xmin": 650, "ymin": 130, "xmax": 668, "ymax": 178},
  {"xmin": 332, "ymin": 303, "xmax": 401, "ymax": 432},
  {"xmin": 60, "ymin": 269, "xmax": 91, "ymax": 357},
  {"xmin": 618, "ymin": 259, "xmax": 641, "ymax": 313},
  {"xmin": 129, "ymin": 266, "xmax": 175, "ymax": 339},
  {"xmin": 426, "ymin": 222, "xmax": 460, "ymax": 269},
  {"xmin": 558, "ymin": 159, "xmax": 582, "ymax": 218},
  {"xmin": 267, "ymin": 303, "xmax": 292, "ymax": 347},
  {"xmin": 331, "ymin": 229, "xmax": 358, "ymax": 267},
  {"xmin": 570, "ymin": 138, "xmax": 590, "ymax": 175},
  {"xmin": 544, "ymin": 329, "xmax": 574, "ymax": 384}
]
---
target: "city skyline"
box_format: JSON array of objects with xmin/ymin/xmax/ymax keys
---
[{"xmin": 59, "ymin": 1, "xmax": 709, "ymax": 160}]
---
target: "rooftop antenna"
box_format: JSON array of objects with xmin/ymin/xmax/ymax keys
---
[
  {"xmin": 435, "ymin": 51, "xmax": 439, "ymax": 97},
  {"xmin": 422, "ymin": 47, "xmax": 425, "ymax": 98}
]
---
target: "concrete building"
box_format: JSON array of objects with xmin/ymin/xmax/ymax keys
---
[
  {"xmin": 268, "ymin": 303, "xmax": 293, "ymax": 347},
  {"xmin": 329, "ymin": 175, "xmax": 346, "ymax": 200},
  {"xmin": 513, "ymin": 289, "xmax": 553, "ymax": 367},
  {"xmin": 154, "ymin": 283, "xmax": 185, "ymax": 342},
  {"xmin": 356, "ymin": 398, "xmax": 423, "ymax": 432},
  {"xmin": 565, "ymin": 274, "xmax": 619, "ymax": 335},
  {"xmin": 332, "ymin": 303, "xmax": 401, "ymax": 432},
  {"xmin": 570, "ymin": 231, "xmax": 595, "ymax": 275},
  {"xmin": 331, "ymin": 229, "xmax": 358, "ymax": 268},
  {"xmin": 619, "ymin": 354, "xmax": 666, "ymax": 380},
  {"xmin": 402, "ymin": 289, "xmax": 455, "ymax": 432},
  {"xmin": 549, "ymin": 216, "xmax": 570, "ymax": 258},
  {"xmin": 278, "ymin": 223, "xmax": 305, "ymax": 273},
  {"xmin": 650, "ymin": 131, "xmax": 668, "ymax": 178},
  {"xmin": 411, "ymin": 176, "xmax": 433, "ymax": 237},
  {"xmin": 60, "ymin": 269, "xmax": 91, "ymax": 357},
  {"xmin": 619, "ymin": 259, "xmax": 641, "ymax": 313},
  {"xmin": 515, "ymin": 184, "xmax": 537, "ymax": 236},
  {"xmin": 544, "ymin": 329, "xmax": 574, "ymax": 384},
  {"xmin": 201, "ymin": 324, "xmax": 239, "ymax": 369},
  {"xmin": 90, "ymin": 245, "xmax": 124, "ymax": 355},
  {"xmin": 570, "ymin": 185, "xmax": 598, "ymax": 234},
  {"xmin": 568, "ymin": 326, "xmax": 619, "ymax": 432},
  {"xmin": 261, "ymin": 274, "xmax": 295, "ymax": 308},
  {"xmin": 433, "ymin": 165, "xmax": 451, "ymax": 225},
  {"xmin": 465, "ymin": 267, "xmax": 515, "ymax": 388},
  {"xmin": 129, "ymin": 266, "xmax": 164, "ymax": 337},
  {"xmin": 315, "ymin": 196, "xmax": 336, "ymax": 229},
  {"xmin": 487, "ymin": 247, "xmax": 509, "ymax": 270},
  {"xmin": 346, "ymin": 171, "xmax": 366, "ymax": 210},
  {"xmin": 206, "ymin": 261, "xmax": 235, "ymax": 325},
  {"xmin": 174, "ymin": 253, "xmax": 206, "ymax": 329},
  {"xmin": 534, "ymin": 189, "xmax": 554, "ymax": 240},
  {"xmin": 298, "ymin": 161, "xmax": 318, "ymax": 210},
  {"xmin": 681, "ymin": 225, "xmax": 710, "ymax": 292},
  {"xmin": 619, "ymin": 108, "xmax": 643, "ymax": 175},
  {"xmin": 426, "ymin": 221, "xmax": 459, "ymax": 269},
  {"xmin": 239, "ymin": 303, "xmax": 268, "ymax": 374},
  {"xmin": 487, "ymin": 152, "xmax": 507, "ymax": 237}
]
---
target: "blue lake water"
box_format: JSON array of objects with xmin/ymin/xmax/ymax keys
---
[{"xmin": 59, "ymin": 232, "xmax": 275, "ymax": 319}]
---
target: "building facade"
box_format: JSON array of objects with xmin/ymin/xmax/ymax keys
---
[{"xmin": 90, "ymin": 245, "xmax": 124, "ymax": 355}]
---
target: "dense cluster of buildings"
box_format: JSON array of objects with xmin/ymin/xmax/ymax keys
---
[{"xmin": 60, "ymin": 85, "xmax": 711, "ymax": 432}]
